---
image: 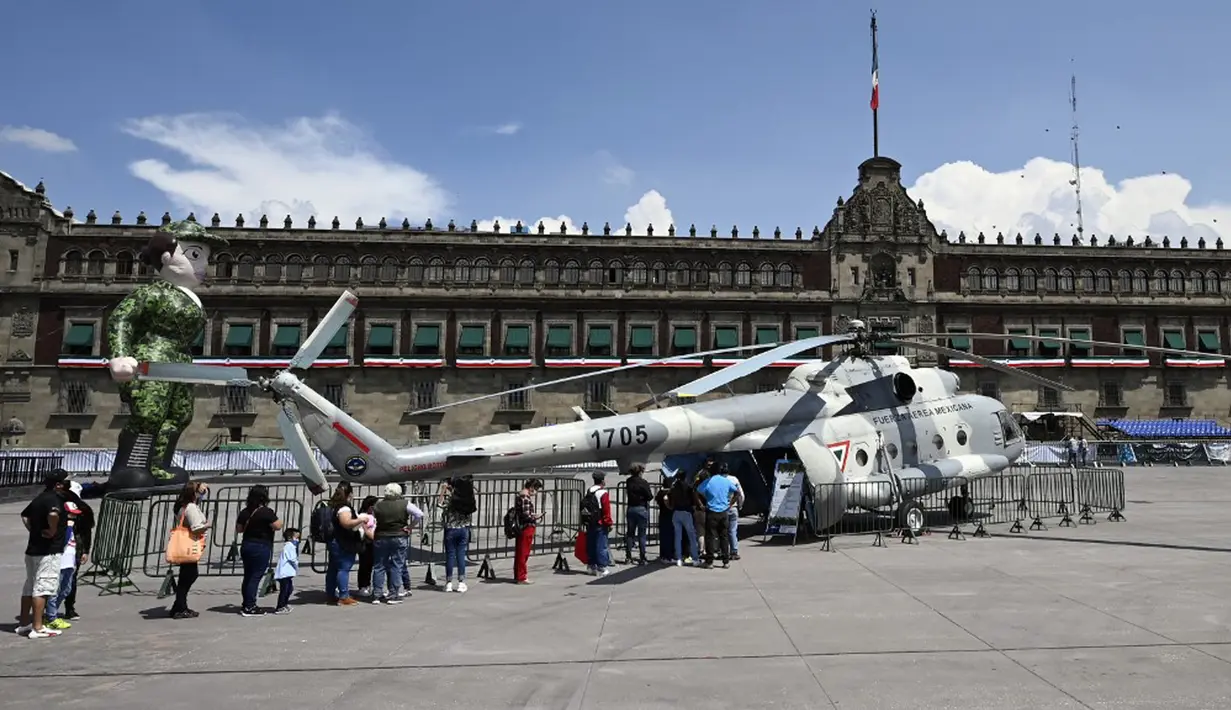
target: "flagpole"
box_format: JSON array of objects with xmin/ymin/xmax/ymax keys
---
[{"xmin": 870, "ymin": 10, "xmax": 880, "ymax": 157}]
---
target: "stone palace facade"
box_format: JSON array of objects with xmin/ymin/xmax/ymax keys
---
[{"xmin": 2, "ymin": 156, "xmax": 1228, "ymax": 449}]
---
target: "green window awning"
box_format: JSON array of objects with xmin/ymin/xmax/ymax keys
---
[
  {"xmin": 413, "ymin": 324, "xmax": 440, "ymax": 348},
  {"xmin": 1163, "ymin": 331, "xmax": 1185, "ymax": 350},
  {"xmin": 505, "ymin": 325, "xmax": 531, "ymax": 349},
  {"xmin": 713, "ymin": 326, "xmax": 738, "ymax": 349},
  {"xmin": 1123, "ymin": 330, "xmax": 1145, "ymax": 347},
  {"xmin": 1037, "ymin": 328, "xmax": 1060, "ymax": 348},
  {"xmin": 225, "ymin": 324, "xmax": 253, "ymax": 347},
  {"xmin": 1069, "ymin": 328, "xmax": 1091, "ymax": 354},
  {"xmin": 630, "ymin": 326, "xmax": 654, "ymax": 349},
  {"xmin": 192, "ymin": 330, "xmax": 204, "ymax": 347},
  {"xmin": 328, "ymin": 324, "xmax": 348, "ymax": 348},
  {"xmin": 795, "ymin": 327, "xmax": 819, "ymax": 341},
  {"xmin": 1199, "ymin": 331, "xmax": 1220, "ymax": 352},
  {"xmin": 273, "ymin": 325, "xmax": 302, "ymax": 348},
  {"xmin": 673, "ymin": 327, "xmax": 696, "ymax": 349},
  {"xmin": 587, "ymin": 326, "xmax": 612, "ymax": 348},
  {"xmin": 947, "ymin": 330, "xmax": 971, "ymax": 351},
  {"xmin": 459, "ymin": 325, "xmax": 486, "ymax": 348},
  {"xmin": 64, "ymin": 323, "xmax": 94, "ymax": 347},
  {"xmin": 755, "ymin": 327, "xmax": 779, "ymax": 345},
  {"xmin": 546, "ymin": 325, "xmax": 572, "ymax": 349},
  {"xmin": 1008, "ymin": 328, "xmax": 1031, "ymax": 350},
  {"xmin": 367, "ymin": 325, "xmax": 395, "ymax": 349}
]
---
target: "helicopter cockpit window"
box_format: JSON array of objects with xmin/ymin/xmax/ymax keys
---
[{"xmin": 997, "ymin": 410, "xmax": 1023, "ymax": 443}]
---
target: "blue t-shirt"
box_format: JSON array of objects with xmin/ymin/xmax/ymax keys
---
[{"xmin": 698, "ymin": 475, "xmax": 737, "ymax": 512}]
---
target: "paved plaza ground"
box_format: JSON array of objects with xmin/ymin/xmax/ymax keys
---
[{"xmin": 1, "ymin": 466, "xmax": 1231, "ymax": 709}]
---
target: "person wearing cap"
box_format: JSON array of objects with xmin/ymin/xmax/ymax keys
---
[
  {"xmin": 583, "ymin": 472, "xmax": 614, "ymax": 576},
  {"xmin": 60, "ymin": 481, "xmax": 95, "ymax": 621},
  {"xmin": 371, "ymin": 482, "xmax": 411, "ymax": 604},
  {"xmin": 17, "ymin": 469, "xmax": 72, "ymax": 638}
]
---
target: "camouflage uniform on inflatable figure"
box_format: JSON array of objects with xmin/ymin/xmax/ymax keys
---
[{"xmin": 105, "ymin": 220, "xmax": 228, "ymax": 494}]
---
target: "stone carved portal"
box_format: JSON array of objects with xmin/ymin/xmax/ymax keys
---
[{"xmin": 869, "ymin": 252, "xmax": 896, "ymax": 288}]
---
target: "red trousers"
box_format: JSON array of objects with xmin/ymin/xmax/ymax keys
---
[{"xmin": 514, "ymin": 526, "xmax": 535, "ymax": 582}]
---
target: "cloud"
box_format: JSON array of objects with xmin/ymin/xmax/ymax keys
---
[
  {"xmin": 0, "ymin": 125, "xmax": 77, "ymax": 153},
  {"xmin": 492, "ymin": 123, "xmax": 522, "ymax": 136},
  {"xmin": 121, "ymin": 112, "xmax": 451, "ymax": 226},
  {"xmin": 907, "ymin": 157, "xmax": 1231, "ymax": 243},
  {"xmin": 596, "ymin": 150, "xmax": 635, "ymax": 186},
  {"xmin": 476, "ymin": 190, "xmax": 677, "ymax": 237}
]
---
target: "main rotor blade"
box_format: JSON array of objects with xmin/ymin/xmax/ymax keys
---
[
  {"xmin": 135, "ymin": 361, "xmax": 255, "ymax": 387},
  {"xmin": 898, "ymin": 332, "xmax": 1231, "ymax": 362},
  {"xmin": 404, "ymin": 342, "xmax": 781, "ymax": 416},
  {"xmin": 277, "ymin": 404, "xmax": 329, "ymax": 496},
  {"xmin": 664, "ymin": 333, "xmax": 858, "ymax": 399},
  {"xmin": 290, "ymin": 290, "xmax": 359, "ymax": 370},
  {"xmin": 887, "ymin": 339, "xmax": 1075, "ymax": 392}
]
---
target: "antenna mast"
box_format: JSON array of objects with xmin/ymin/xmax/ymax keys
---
[{"xmin": 1069, "ymin": 66, "xmax": 1084, "ymax": 238}]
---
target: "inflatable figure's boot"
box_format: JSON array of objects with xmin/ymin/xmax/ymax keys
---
[
  {"xmin": 153, "ymin": 426, "xmax": 191, "ymax": 486},
  {"xmin": 149, "ymin": 424, "xmax": 190, "ymax": 486},
  {"xmin": 107, "ymin": 429, "xmax": 157, "ymax": 497}
]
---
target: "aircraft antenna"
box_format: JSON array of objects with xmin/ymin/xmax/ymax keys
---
[{"xmin": 1069, "ymin": 62, "xmax": 1085, "ymax": 238}]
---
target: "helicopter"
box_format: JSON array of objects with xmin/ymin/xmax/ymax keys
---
[{"xmin": 131, "ymin": 290, "xmax": 1231, "ymax": 535}]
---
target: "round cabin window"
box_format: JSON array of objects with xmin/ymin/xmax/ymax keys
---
[
  {"xmin": 855, "ymin": 449, "xmax": 869, "ymax": 467},
  {"xmin": 956, "ymin": 429, "xmax": 968, "ymax": 446},
  {"xmin": 932, "ymin": 434, "xmax": 945, "ymax": 450},
  {"xmin": 886, "ymin": 443, "xmax": 899, "ymax": 459}
]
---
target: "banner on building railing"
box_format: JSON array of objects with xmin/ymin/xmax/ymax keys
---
[{"xmin": 765, "ymin": 459, "xmax": 806, "ymax": 537}]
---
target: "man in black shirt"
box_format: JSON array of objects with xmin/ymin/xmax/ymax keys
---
[
  {"xmin": 17, "ymin": 469, "xmax": 71, "ymax": 638},
  {"xmin": 623, "ymin": 464, "xmax": 654, "ymax": 565}
]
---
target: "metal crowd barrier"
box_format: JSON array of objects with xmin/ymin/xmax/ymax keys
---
[
  {"xmin": 809, "ymin": 466, "xmax": 1127, "ymax": 548},
  {"xmin": 0, "ymin": 455, "xmax": 65, "ymax": 488}
]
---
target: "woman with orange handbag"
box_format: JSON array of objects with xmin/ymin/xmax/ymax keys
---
[{"xmin": 168, "ymin": 481, "xmax": 210, "ymax": 619}]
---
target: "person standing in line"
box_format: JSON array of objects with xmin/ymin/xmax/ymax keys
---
[
  {"xmin": 273, "ymin": 527, "xmax": 300, "ymax": 614},
  {"xmin": 323, "ymin": 482, "xmax": 369, "ymax": 606},
  {"xmin": 439, "ymin": 476, "xmax": 475, "ymax": 593},
  {"xmin": 17, "ymin": 469, "xmax": 71, "ymax": 638},
  {"xmin": 582, "ymin": 472, "xmax": 614, "ymax": 576},
  {"xmin": 355, "ymin": 495, "xmax": 379, "ymax": 598},
  {"xmin": 43, "ymin": 500, "xmax": 84, "ymax": 630},
  {"xmin": 513, "ymin": 478, "xmax": 544, "ymax": 585},
  {"xmin": 721, "ymin": 465, "xmax": 745, "ymax": 561},
  {"xmin": 167, "ymin": 481, "xmax": 210, "ymax": 619},
  {"xmin": 371, "ymin": 483, "xmax": 410, "ymax": 605},
  {"xmin": 668, "ymin": 474, "xmax": 699, "ymax": 568},
  {"xmin": 60, "ymin": 481, "xmax": 94, "ymax": 621},
  {"xmin": 623, "ymin": 465, "xmax": 653, "ymax": 566},
  {"xmin": 655, "ymin": 476, "xmax": 676, "ymax": 564},
  {"xmin": 697, "ymin": 468, "xmax": 739, "ymax": 568},
  {"xmin": 691, "ymin": 457, "xmax": 717, "ymax": 560},
  {"xmin": 235, "ymin": 484, "xmax": 282, "ymax": 617}
]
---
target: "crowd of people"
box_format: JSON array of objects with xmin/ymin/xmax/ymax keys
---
[{"xmin": 14, "ymin": 458, "xmax": 746, "ymax": 633}]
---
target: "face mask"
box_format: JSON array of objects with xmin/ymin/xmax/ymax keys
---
[{"xmin": 198, "ymin": 491, "xmax": 208, "ymax": 501}]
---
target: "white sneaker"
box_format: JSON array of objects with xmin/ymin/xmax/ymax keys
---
[
  {"xmin": 456, "ymin": 582, "xmax": 468, "ymax": 594},
  {"xmin": 443, "ymin": 581, "xmax": 454, "ymax": 593},
  {"xmin": 598, "ymin": 568, "xmax": 610, "ymax": 577},
  {"xmin": 358, "ymin": 586, "xmax": 372, "ymax": 597},
  {"xmin": 675, "ymin": 559, "xmax": 682, "ymax": 567},
  {"xmin": 28, "ymin": 628, "xmax": 60, "ymax": 638},
  {"xmin": 15, "ymin": 624, "xmax": 31, "ymax": 636}
]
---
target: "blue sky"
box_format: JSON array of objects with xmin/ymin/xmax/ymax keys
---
[{"xmin": 3, "ymin": 1, "xmax": 1229, "ymax": 240}]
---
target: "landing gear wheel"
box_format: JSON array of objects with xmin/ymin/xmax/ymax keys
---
[
  {"xmin": 947, "ymin": 495, "xmax": 974, "ymax": 521},
  {"xmin": 897, "ymin": 500, "xmax": 925, "ymax": 537}
]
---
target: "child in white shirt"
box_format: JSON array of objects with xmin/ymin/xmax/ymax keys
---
[{"xmin": 273, "ymin": 527, "xmax": 300, "ymax": 614}]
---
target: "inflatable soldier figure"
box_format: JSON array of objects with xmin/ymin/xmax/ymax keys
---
[{"xmin": 105, "ymin": 220, "xmax": 228, "ymax": 493}]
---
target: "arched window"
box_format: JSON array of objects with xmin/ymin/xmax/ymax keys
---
[
  {"xmin": 331, "ymin": 256, "xmax": 351, "ymax": 283},
  {"xmin": 1133, "ymin": 269, "xmax": 1148, "ymax": 293},
  {"xmin": 236, "ymin": 255, "xmax": 256, "ymax": 281},
  {"xmin": 604, "ymin": 260, "xmax": 623, "ymax": 286},
  {"xmin": 981, "ymin": 268, "xmax": 999, "ymax": 291},
  {"xmin": 1096, "ymin": 269, "xmax": 1112, "ymax": 292},
  {"xmin": 1043, "ymin": 268, "xmax": 1058, "ymax": 291},
  {"xmin": 453, "ymin": 259, "xmax": 471, "ymax": 283},
  {"xmin": 675, "ymin": 261, "xmax": 691, "ymax": 287},
  {"xmin": 629, "ymin": 261, "xmax": 647, "ymax": 285},
  {"xmin": 1169, "ymin": 269, "xmax": 1185, "ymax": 293},
  {"xmin": 115, "ymin": 251, "xmax": 135, "ymax": 278},
  {"xmin": 217, "ymin": 253, "xmax": 236, "ymax": 280},
  {"xmin": 1207, "ymin": 270, "xmax": 1222, "ymax": 295},
  {"xmin": 310, "ymin": 255, "xmax": 330, "ymax": 284},
  {"xmin": 587, "ymin": 260, "xmax": 604, "ymax": 285},
  {"xmin": 379, "ymin": 257, "xmax": 399, "ymax": 282},
  {"xmin": 561, "ymin": 260, "xmax": 579, "ymax": 284},
  {"xmin": 1021, "ymin": 268, "xmax": 1037, "ymax": 292},
  {"xmin": 1151, "ymin": 270, "xmax": 1167, "ymax": 292},
  {"xmin": 1080, "ymin": 269, "xmax": 1095, "ymax": 291},
  {"xmin": 776, "ymin": 264, "xmax": 794, "ymax": 288},
  {"xmin": 542, "ymin": 260, "xmax": 560, "ymax": 284},
  {"xmin": 735, "ymin": 263, "xmax": 752, "ymax": 287},
  {"xmin": 1059, "ymin": 268, "xmax": 1074, "ymax": 292},
  {"xmin": 517, "ymin": 259, "xmax": 535, "ymax": 284},
  {"xmin": 473, "ymin": 258, "xmax": 492, "ymax": 284},
  {"xmin": 1188, "ymin": 271, "xmax": 1204, "ymax": 294},
  {"xmin": 86, "ymin": 250, "xmax": 106, "ymax": 276},
  {"xmin": 651, "ymin": 262, "xmax": 667, "ymax": 286},
  {"xmin": 1117, "ymin": 269, "xmax": 1132, "ymax": 292},
  {"xmin": 284, "ymin": 255, "xmax": 303, "ymax": 282},
  {"xmin": 406, "ymin": 258, "xmax": 424, "ymax": 284},
  {"xmin": 263, "ymin": 255, "xmax": 283, "ymax": 282},
  {"xmin": 425, "ymin": 258, "xmax": 444, "ymax": 283},
  {"xmin": 63, "ymin": 250, "xmax": 83, "ymax": 276},
  {"xmin": 758, "ymin": 263, "xmax": 775, "ymax": 287},
  {"xmin": 717, "ymin": 263, "xmax": 733, "ymax": 287},
  {"xmin": 359, "ymin": 256, "xmax": 379, "ymax": 281},
  {"xmin": 965, "ymin": 267, "xmax": 981, "ymax": 291},
  {"xmin": 1004, "ymin": 268, "xmax": 1020, "ymax": 291},
  {"xmin": 499, "ymin": 258, "xmax": 516, "ymax": 283},
  {"xmin": 693, "ymin": 262, "xmax": 710, "ymax": 286}
]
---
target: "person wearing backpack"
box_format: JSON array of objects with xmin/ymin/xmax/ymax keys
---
[
  {"xmin": 581, "ymin": 472, "xmax": 614, "ymax": 576},
  {"xmin": 437, "ymin": 476, "xmax": 475, "ymax": 593},
  {"xmin": 512, "ymin": 478, "xmax": 543, "ymax": 584},
  {"xmin": 321, "ymin": 481, "xmax": 369, "ymax": 606}
]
